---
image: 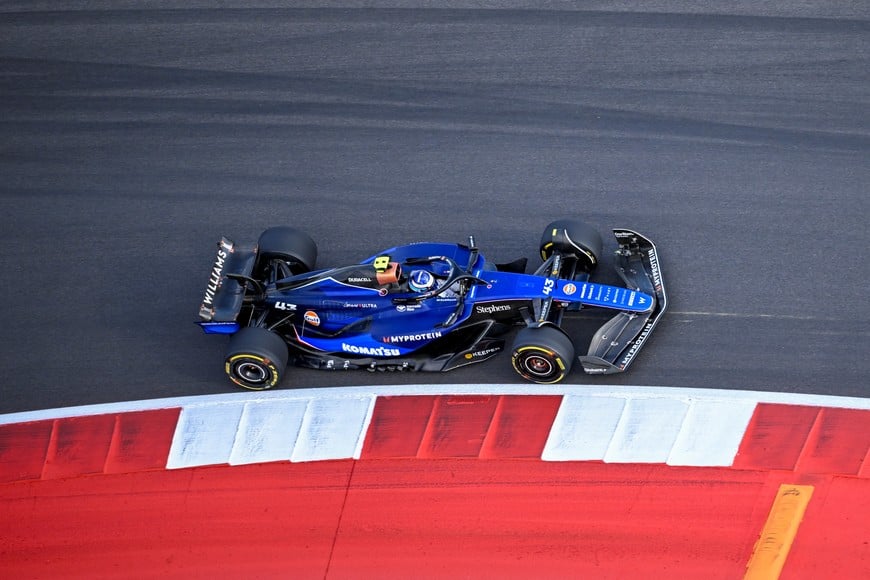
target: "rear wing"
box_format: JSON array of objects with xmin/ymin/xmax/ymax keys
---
[
  {"xmin": 578, "ymin": 229, "xmax": 667, "ymax": 374},
  {"xmin": 197, "ymin": 237, "xmax": 257, "ymax": 333}
]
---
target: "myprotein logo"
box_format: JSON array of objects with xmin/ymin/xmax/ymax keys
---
[
  {"xmin": 475, "ymin": 303, "xmax": 512, "ymax": 315},
  {"xmin": 619, "ymin": 319, "xmax": 655, "ymax": 369},
  {"xmin": 648, "ymin": 248, "xmax": 663, "ymax": 292},
  {"xmin": 381, "ymin": 331, "xmax": 442, "ymax": 344}
]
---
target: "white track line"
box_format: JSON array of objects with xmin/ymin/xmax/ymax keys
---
[{"xmin": 2, "ymin": 384, "xmax": 869, "ymax": 426}]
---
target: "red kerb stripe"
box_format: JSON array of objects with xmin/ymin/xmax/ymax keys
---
[
  {"xmin": 361, "ymin": 395, "xmax": 562, "ymax": 460},
  {"xmin": 479, "ymin": 395, "xmax": 562, "ymax": 459},
  {"xmin": 0, "ymin": 420, "xmax": 54, "ymax": 483},
  {"xmin": 104, "ymin": 409, "xmax": 181, "ymax": 473},
  {"xmin": 733, "ymin": 403, "xmax": 870, "ymax": 477},
  {"xmin": 361, "ymin": 396, "xmax": 438, "ymax": 458},
  {"xmin": 794, "ymin": 407, "xmax": 870, "ymax": 476},
  {"xmin": 732, "ymin": 404, "xmax": 819, "ymax": 471},
  {"xmin": 42, "ymin": 414, "xmax": 117, "ymax": 479}
]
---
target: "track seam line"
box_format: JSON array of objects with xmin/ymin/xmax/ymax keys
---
[{"xmin": 324, "ymin": 459, "xmax": 356, "ymax": 580}]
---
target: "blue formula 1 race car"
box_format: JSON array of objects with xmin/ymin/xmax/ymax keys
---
[{"xmin": 197, "ymin": 219, "xmax": 667, "ymax": 389}]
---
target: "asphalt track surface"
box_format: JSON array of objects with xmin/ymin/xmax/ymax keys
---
[{"xmin": 1, "ymin": 2, "xmax": 868, "ymax": 413}]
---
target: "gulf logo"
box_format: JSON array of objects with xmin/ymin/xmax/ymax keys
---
[
  {"xmin": 304, "ymin": 311, "xmax": 320, "ymax": 326},
  {"xmin": 562, "ymin": 283, "xmax": 577, "ymax": 295}
]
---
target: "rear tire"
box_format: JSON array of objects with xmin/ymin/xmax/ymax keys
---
[
  {"xmin": 540, "ymin": 219, "xmax": 602, "ymax": 272},
  {"xmin": 225, "ymin": 327, "xmax": 288, "ymax": 390},
  {"xmin": 256, "ymin": 226, "xmax": 317, "ymax": 278},
  {"xmin": 510, "ymin": 325, "xmax": 575, "ymax": 384}
]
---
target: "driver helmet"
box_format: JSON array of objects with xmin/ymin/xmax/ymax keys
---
[{"xmin": 408, "ymin": 269, "xmax": 436, "ymax": 293}]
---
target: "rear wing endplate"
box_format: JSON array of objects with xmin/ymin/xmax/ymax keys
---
[
  {"xmin": 578, "ymin": 229, "xmax": 667, "ymax": 374},
  {"xmin": 197, "ymin": 237, "xmax": 257, "ymax": 330}
]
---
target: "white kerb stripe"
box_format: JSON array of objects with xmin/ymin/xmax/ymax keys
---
[
  {"xmin": 167, "ymin": 403, "xmax": 245, "ymax": 469},
  {"xmin": 667, "ymin": 398, "xmax": 757, "ymax": 467},
  {"xmin": 604, "ymin": 397, "xmax": 690, "ymax": 463},
  {"xmin": 544, "ymin": 394, "xmax": 760, "ymax": 466},
  {"xmin": 229, "ymin": 399, "xmax": 309, "ymax": 466},
  {"xmin": 542, "ymin": 395, "xmax": 626, "ymax": 461},
  {"xmin": 290, "ymin": 396, "xmax": 375, "ymax": 462}
]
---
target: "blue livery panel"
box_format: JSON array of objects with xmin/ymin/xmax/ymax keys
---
[
  {"xmin": 554, "ymin": 280, "xmax": 653, "ymax": 312},
  {"xmin": 472, "ymin": 271, "xmax": 654, "ymax": 313}
]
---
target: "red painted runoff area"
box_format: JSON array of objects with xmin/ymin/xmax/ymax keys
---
[
  {"xmin": 782, "ymin": 475, "xmax": 870, "ymax": 580},
  {"xmin": 2, "ymin": 460, "xmax": 868, "ymax": 579}
]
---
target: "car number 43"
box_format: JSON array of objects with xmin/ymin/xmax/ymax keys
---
[
  {"xmin": 542, "ymin": 279, "xmax": 555, "ymax": 295},
  {"xmin": 275, "ymin": 301, "xmax": 297, "ymax": 311}
]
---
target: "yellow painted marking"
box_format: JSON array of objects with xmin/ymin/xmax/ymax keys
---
[{"xmin": 744, "ymin": 484, "xmax": 814, "ymax": 580}]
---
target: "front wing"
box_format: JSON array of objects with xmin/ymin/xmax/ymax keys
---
[{"xmin": 577, "ymin": 229, "xmax": 667, "ymax": 374}]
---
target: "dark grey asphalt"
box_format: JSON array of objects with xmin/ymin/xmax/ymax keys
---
[{"xmin": 1, "ymin": 4, "xmax": 868, "ymax": 413}]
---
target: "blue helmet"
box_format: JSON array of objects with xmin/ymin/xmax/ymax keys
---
[{"xmin": 408, "ymin": 269, "xmax": 435, "ymax": 293}]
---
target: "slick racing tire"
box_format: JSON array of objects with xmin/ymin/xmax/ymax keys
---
[
  {"xmin": 540, "ymin": 219, "xmax": 602, "ymax": 272},
  {"xmin": 225, "ymin": 327, "xmax": 288, "ymax": 390},
  {"xmin": 256, "ymin": 226, "xmax": 318, "ymax": 277},
  {"xmin": 510, "ymin": 325, "xmax": 575, "ymax": 384}
]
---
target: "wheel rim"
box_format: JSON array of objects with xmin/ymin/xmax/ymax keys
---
[
  {"xmin": 523, "ymin": 354, "xmax": 554, "ymax": 377},
  {"xmin": 519, "ymin": 351, "xmax": 558, "ymax": 380},
  {"xmin": 234, "ymin": 360, "xmax": 269, "ymax": 385}
]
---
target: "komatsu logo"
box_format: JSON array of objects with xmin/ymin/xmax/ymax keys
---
[
  {"xmin": 475, "ymin": 304, "xmax": 512, "ymax": 314},
  {"xmin": 382, "ymin": 331, "xmax": 442, "ymax": 344},
  {"xmin": 341, "ymin": 343, "xmax": 401, "ymax": 357}
]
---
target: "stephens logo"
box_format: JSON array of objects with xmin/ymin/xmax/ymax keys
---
[
  {"xmin": 303, "ymin": 311, "xmax": 320, "ymax": 326},
  {"xmin": 474, "ymin": 304, "xmax": 512, "ymax": 315},
  {"xmin": 381, "ymin": 331, "xmax": 442, "ymax": 344}
]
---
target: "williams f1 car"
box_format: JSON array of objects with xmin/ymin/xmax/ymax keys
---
[{"xmin": 198, "ymin": 219, "xmax": 667, "ymax": 389}]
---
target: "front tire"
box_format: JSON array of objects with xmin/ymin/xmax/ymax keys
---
[
  {"xmin": 540, "ymin": 219, "xmax": 602, "ymax": 272},
  {"xmin": 510, "ymin": 325, "xmax": 575, "ymax": 384},
  {"xmin": 225, "ymin": 327, "xmax": 288, "ymax": 390}
]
